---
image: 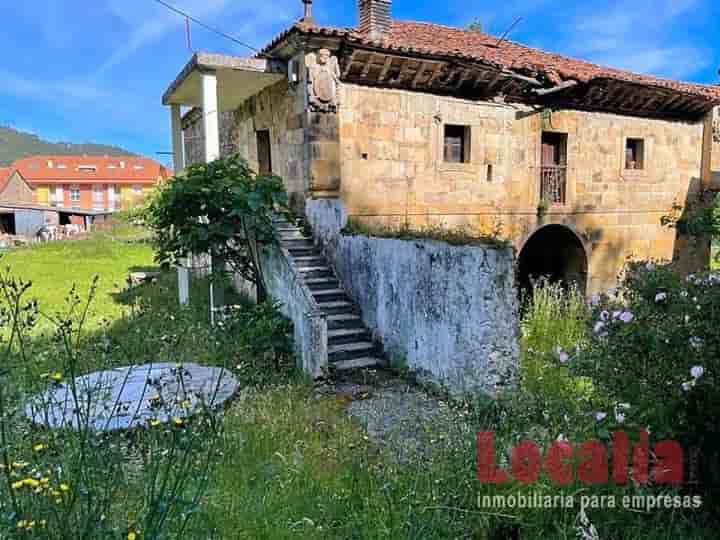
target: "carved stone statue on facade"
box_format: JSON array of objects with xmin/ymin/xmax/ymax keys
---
[{"xmin": 306, "ymin": 49, "xmax": 340, "ymax": 112}]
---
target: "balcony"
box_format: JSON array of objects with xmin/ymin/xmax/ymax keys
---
[{"xmin": 540, "ymin": 165, "xmax": 567, "ymax": 205}]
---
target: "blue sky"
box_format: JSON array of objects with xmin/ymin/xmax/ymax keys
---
[{"xmin": 1, "ymin": 0, "xmax": 719, "ymax": 164}]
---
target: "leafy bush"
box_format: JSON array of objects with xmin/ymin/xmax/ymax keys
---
[
  {"xmin": 144, "ymin": 155, "xmax": 289, "ymax": 287},
  {"xmin": 573, "ymin": 263, "xmax": 720, "ymax": 500}
]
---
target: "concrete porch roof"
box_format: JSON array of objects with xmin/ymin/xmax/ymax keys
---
[{"xmin": 162, "ymin": 52, "xmax": 287, "ymax": 111}]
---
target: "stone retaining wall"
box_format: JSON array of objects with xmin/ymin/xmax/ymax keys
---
[{"xmin": 307, "ymin": 199, "xmax": 520, "ymax": 396}]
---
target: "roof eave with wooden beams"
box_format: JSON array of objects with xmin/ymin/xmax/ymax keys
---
[{"xmin": 262, "ymin": 25, "xmax": 718, "ymax": 121}]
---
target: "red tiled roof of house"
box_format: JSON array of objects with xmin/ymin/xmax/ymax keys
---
[
  {"xmin": 263, "ymin": 20, "xmax": 720, "ymax": 101},
  {"xmin": 0, "ymin": 168, "xmax": 13, "ymax": 191},
  {"xmin": 12, "ymin": 156, "xmax": 172, "ymax": 185}
]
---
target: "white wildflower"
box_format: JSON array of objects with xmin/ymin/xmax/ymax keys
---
[
  {"xmin": 691, "ymin": 366, "xmax": 704, "ymax": 379},
  {"xmin": 600, "ymin": 310, "xmax": 610, "ymax": 321},
  {"xmin": 576, "ymin": 508, "xmax": 600, "ymax": 540},
  {"xmin": 595, "ymin": 412, "xmax": 607, "ymax": 422},
  {"xmin": 682, "ymin": 381, "xmax": 694, "ymax": 392},
  {"xmin": 655, "ymin": 292, "xmax": 668, "ymax": 302},
  {"xmin": 615, "ymin": 412, "xmax": 626, "ymax": 424},
  {"xmin": 689, "ymin": 337, "xmax": 703, "ymax": 351},
  {"xmin": 594, "ymin": 321, "xmax": 605, "ymax": 334},
  {"xmin": 612, "ymin": 310, "xmax": 621, "ymax": 319},
  {"xmin": 680, "ymin": 290, "xmax": 689, "ymax": 298},
  {"xmin": 559, "ymin": 351, "xmax": 569, "ymax": 364},
  {"xmin": 645, "ymin": 262, "xmax": 656, "ymax": 271},
  {"xmin": 591, "ymin": 294, "xmax": 601, "ymax": 307},
  {"xmin": 619, "ymin": 311, "xmax": 634, "ymax": 323}
]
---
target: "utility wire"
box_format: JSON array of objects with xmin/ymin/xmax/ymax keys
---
[{"xmin": 150, "ymin": 0, "xmax": 260, "ymax": 54}]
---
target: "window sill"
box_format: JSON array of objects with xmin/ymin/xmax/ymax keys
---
[
  {"xmin": 622, "ymin": 169, "xmax": 648, "ymax": 179},
  {"xmin": 439, "ymin": 162, "xmax": 476, "ymax": 173}
]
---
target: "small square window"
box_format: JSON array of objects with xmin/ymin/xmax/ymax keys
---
[
  {"xmin": 444, "ymin": 125, "xmax": 471, "ymax": 163},
  {"xmin": 625, "ymin": 138, "xmax": 645, "ymax": 170},
  {"xmin": 70, "ymin": 185, "xmax": 81, "ymax": 202}
]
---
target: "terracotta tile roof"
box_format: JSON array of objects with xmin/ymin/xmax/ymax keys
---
[
  {"xmin": 263, "ymin": 20, "xmax": 720, "ymax": 102},
  {"xmin": 0, "ymin": 168, "xmax": 13, "ymax": 192},
  {"xmin": 12, "ymin": 156, "xmax": 172, "ymax": 185}
]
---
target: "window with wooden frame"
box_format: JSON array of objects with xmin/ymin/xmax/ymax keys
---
[
  {"xmin": 443, "ymin": 125, "xmax": 471, "ymax": 163},
  {"xmin": 625, "ymin": 138, "xmax": 645, "ymax": 170}
]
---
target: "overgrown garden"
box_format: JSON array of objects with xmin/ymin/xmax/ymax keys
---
[{"xmin": 0, "ymin": 157, "xmax": 719, "ymax": 538}]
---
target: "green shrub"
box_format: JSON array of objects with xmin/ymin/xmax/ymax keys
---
[{"xmin": 573, "ymin": 263, "xmax": 720, "ymax": 502}]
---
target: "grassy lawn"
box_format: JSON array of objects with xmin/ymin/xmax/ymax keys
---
[
  {"xmin": 1, "ymin": 233, "xmax": 718, "ymax": 539},
  {"xmin": 2, "ymin": 228, "xmax": 156, "ymax": 331}
]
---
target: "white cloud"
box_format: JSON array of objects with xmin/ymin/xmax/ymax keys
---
[{"xmin": 568, "ymin": 0, "xmax": 709, "ymax": 79}]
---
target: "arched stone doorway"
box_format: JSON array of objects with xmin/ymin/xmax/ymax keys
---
[{"xmin": 518, "ymin": 225, "xmax": 589, "ymax": 296}]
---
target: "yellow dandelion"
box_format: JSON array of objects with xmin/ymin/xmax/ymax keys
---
[
  {"xmin": 50, "ymin": 372, "xmax": 64, "ymax": 382},
  {"xmin": 33, "ymin": 443, "xmax": 47, "ymax": 452},
  {"xmin": 180, "ymin": 399, "xmax": 192, "ymax": 409},
  {"xmin": 17, "ymin": 520, "xmax": 27, "ymax": 529},
  {"xmin": 23, "ymin": 478, "xmax": 40, "ymax": 488},
  {"xmin": 59, "ymin": 483, "xmax": 70, "ymax": 492},
  {"xmin": 55, "ymin": 498, "xmax": 62, "ymax": 504},
  {"xmin": 11, "ymin": 480, "xmax": 23, "ymax": 490},
  {"xmin": 40, "ymin": 477, "xmax": 49, "ymax": 485},
  {"xmin": 149, "ymin": 419, "xmax": 161, "ymax": 427},
  {"xmin": 12, "ymin": 461, "xmax": 29, "ymax": 469},
  {"xmin": 173, "ymin": 417, "xmax": 184, "ymax": 426}
]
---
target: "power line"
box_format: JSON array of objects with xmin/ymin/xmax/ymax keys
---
[{"xmin": 150, "ymin": 0, "xmax": 260, "ymax": 54}]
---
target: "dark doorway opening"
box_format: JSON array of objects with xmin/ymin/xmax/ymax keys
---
[
  {"xmin": 0, "ymin": 213, "xmax": 16, "ymax": 235},
  {"xmin": 518, "ymin": 225, "xmax": 588, "ymax": 297},
  {"xmin": 256, "ymin": 130, "xmax": 272, "ymax": 175}
]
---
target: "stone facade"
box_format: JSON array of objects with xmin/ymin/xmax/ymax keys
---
[
  {"xmin": 183, "ymin": 66, "xmax": 717, "ymax": 296},
  {"xmin": 337, "ymin": 84, "xmax": 711, "ymax": 294}
]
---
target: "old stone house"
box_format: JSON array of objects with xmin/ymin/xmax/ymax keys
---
[{"xmin": 163, "ymin": 0, "xmax": 720, "ymax": 297}]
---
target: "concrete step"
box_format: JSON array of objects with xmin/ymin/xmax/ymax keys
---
[
  {"xmin": 304, "ymin": 277, "xmax": 340, "ymax": 291},
  {"xmin": 299, "ymin": 266, "xmax": 334, "ymax": 279},
  {"xmin": 328, "ymin": 327, "xmax": 371, "ymax": 345},
  {"xmin": 327, "ymin": 313, "xmax": 364, "ymax": 329},
  {"xmin": 288, "ymin": 248, "xmax": 322, "ymax": 258},
  {"xmin": 281, "ymin": 239, "xmax": 315, "ymax": 249},
  {"xmin": 293, "ymin": 256, "xmax": 327, "ymax": 267},
  {"xmin": 328, "ymin": 341, "xmax": 376, "ymax": 361},
  {"xmin": 316, "ymin": 300, "xmax": 356, "ymax": 315},
  {"xmin": 277, "ymin": 227, "xmax": 304, "ymax": 234},
  {"xmin": 331, "ymin": 356, "xmax": 383, "ymax": 371},
  {"xmin": 312, "ymin": 288, "xmax": 348, "ymax": 303}
]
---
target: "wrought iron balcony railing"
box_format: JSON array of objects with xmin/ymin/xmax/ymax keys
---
[{"xmin": 540, "ymin": 165, "xmax": 567, "ymax": 205}]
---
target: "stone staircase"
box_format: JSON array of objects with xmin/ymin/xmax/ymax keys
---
[{"xmin": 274, "ymin": 216, "xmax": 384, "ymax": 372}]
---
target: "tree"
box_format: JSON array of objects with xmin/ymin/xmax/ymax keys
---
[{"xmin": 145, "ymin": 154, "xmax": 290, "ymax": 296}]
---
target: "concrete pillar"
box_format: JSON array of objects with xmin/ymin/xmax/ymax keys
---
[
  {"xmin": 201, "ymin": 72, "xmax": 220, "ymax": 163},
  {"xmin": 170, "ymin": 104, "xmax": 185, "ymax": 174},
  {"xmin": 178, "ymin": 262, "xmax": 190, "ymax": 306}
]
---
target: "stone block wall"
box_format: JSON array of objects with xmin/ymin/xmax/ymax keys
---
[{"xmin": 337, "ymin": 83, "xmax": 709, "ymax": 294}]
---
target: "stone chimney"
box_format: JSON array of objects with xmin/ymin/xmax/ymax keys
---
[{"xmin": 358, "ymin": 0, "xmax": 392, "ymax": 40}]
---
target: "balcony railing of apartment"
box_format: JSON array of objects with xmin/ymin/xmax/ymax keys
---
[{"xmin": 540, "ymin": 165, "xmax": 567, "ymax": 205}]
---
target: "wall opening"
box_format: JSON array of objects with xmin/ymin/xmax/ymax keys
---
[
  {"xmin": 256, "ymin": 130, "xmax": 272, "ymax": 174},
  {"xmin": 518, "ymin": 225, "xmax": 588, "ymax": 297},
  {"xmin": 0, "ymin": 213, "xmax": 16, "ymax": 235}
]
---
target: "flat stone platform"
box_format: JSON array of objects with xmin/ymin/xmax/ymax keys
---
[{"xmin": 25, "ymin": 363, "xmax": 239, "ymax": 431}]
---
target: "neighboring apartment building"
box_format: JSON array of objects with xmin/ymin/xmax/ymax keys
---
[
  {"xmin": 162, "ymin": 0, "xmax": 720, "ymax": 296},
  {"xmin": 10, "ymin": 156, "xmax": 171, "ymax": 211}
]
